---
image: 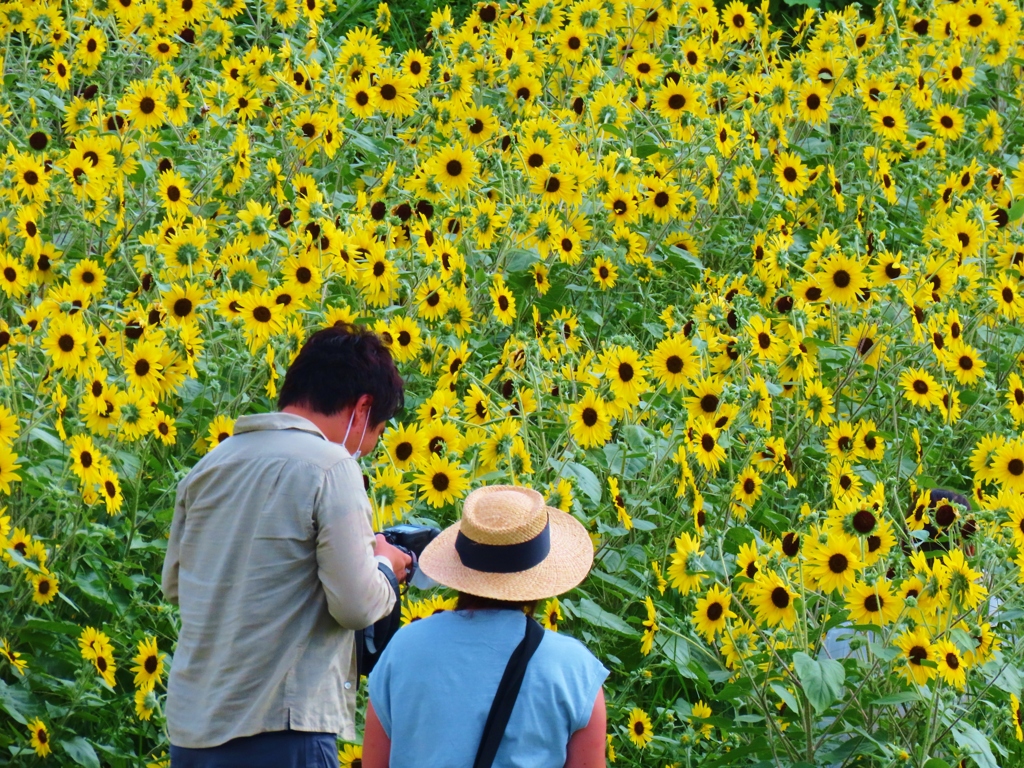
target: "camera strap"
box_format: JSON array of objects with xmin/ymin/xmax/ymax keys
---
[
  {"xmin": 472, "ymin": 614, "xmax": 544, "ymax": 768},
  {"xmin": 355, "ymin": 563, "xmax": 402, "ymax": 680}
]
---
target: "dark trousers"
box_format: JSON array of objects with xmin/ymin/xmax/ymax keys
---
[{"xmin": 170, "ymin": 730, "xmax": 339, "ymax": 768}]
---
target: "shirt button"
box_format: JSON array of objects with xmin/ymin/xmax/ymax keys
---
[{"xmin": 344, "ymin": 682, "xmax": 352, "ymax": 690}]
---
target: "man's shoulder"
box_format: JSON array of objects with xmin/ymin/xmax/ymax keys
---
[
  {"xmin": 176, "ymin": 437, "xmax": 353, "ymax": 505},
  {"xmin": 207, "ymin": 424, "xmax": 351, "ymax": 471}
]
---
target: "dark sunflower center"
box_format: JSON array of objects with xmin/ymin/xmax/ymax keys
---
[
  {"xmin": 853, "ymin": 509, "xmax": 876, "ymax": 534},
  {"xmin": 828, "ymin": 553, "xmax": 848, "ymax": 573},
  {"xmin": 770, "ymin": 586, "xmax": 790, "ymax": 608},
  {"xmin": 782, "ymin": 533, "xmax": 800, "ymax": 557}
]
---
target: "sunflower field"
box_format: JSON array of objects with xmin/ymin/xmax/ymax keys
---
[{"xmin": 2, "ymin": 0, "xmax": 1024, "ymax": 763}]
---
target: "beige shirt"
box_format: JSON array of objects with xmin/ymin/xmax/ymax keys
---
[{"xmin": 162, "ymin": 412, "xmax": 397, "ymax": 748}]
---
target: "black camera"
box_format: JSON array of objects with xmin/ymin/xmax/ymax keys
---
[
  {"xmin": 381, "ymin": 523, "xmax": 441, "ymax": 588},
  {"xmin": 357, "ymin": 524, "xmax": 440, "ymax": 678}
]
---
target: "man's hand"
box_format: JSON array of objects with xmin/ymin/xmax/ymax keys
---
[{"xmin": 375, "ymin": 534, "xmax": 412, "ymax": 583}]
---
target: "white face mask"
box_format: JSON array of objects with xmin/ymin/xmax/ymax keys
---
[{"xmin": 341, "ymin": 406, "xmax": 370, "ymax": 459}]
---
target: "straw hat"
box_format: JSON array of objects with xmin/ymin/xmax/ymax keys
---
[{"xmin": 418, "ymin": 485, "xmax": 594, "ymax": 602}]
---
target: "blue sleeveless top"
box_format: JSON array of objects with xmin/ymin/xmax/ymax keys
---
[{"xmin": 368, "ymin": 609, "xmax": 608, "ymax": 768}]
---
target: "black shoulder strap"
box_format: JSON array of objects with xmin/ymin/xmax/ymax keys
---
[
  {"xmin": 473, "ymin": 615, "xmax": 545, "ymax": 768},
  {"xmin": 356, "ymin": 563, "xmax": 403, "ymax": 680}
]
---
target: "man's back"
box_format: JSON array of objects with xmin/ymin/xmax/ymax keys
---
[{"xmin": 163, "ymin": 412, "xmax": 395, "ymax": 748}]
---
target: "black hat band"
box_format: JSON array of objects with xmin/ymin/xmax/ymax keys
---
[{"xmin": 454, "ymin": 516, "xmax": 551, "ymax": 573}]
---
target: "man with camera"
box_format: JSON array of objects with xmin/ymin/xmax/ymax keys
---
[{"xmin": 162, "ymin": 324, "xmax": 412, "ymax": 768}]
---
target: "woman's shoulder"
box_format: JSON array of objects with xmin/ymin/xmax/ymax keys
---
[
  {"xmin": 388, "ymin": 609, "xmax": 460, "ymax": 646},
  {"xmin": 531, "ymin": 626, "xmax": 608, "ymax": 726},
  {"xmin": 537, "ymin": 626, "xmax": 604, "ymax": 671}
]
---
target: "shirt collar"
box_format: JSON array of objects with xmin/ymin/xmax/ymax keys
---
[{"xmin": 232, "ymin": 412, "xmax": 329, "ymax": 441}]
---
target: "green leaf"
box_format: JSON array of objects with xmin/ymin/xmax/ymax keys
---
[
  {"xmin": 951, "ymin": 724, "xmax": 997, "ymax": 768},
  {"xmin": 75, "ymin": 571, "xmax": 109, "ymax": 603},
  {"xmin": 344, "ymin": 128, "xmax": 384, "ymax": 156},
  {"xmin": 574, "ymin": 597, "xmax": 638, "ymax": 636},
  {"xmin": 793, "ymin": 652, "xmax": 845, "ymax": 714},
  {"xmin": 60, "ymin": 737, "xmax": 101, "ymax": 768},
  {"xmin": 504, "ymin": 248, "xmax": 538, "ymax": 273},
  {"xmin": 656, "ymin": 633, "xmax": 698, "ymax": 679},
  {"xmin": 871, "ymin": 691, "xmax": 920, "ymax": 706},
  {"xmin": 0, "ymin": 679, "xmax": 33, "ymax": 725},
  {"xmin": 770, "ymin": 683, "xmax": 800, "ymax": 715},
  {"xmin": 868, "ymin": 642, "xmax": 902, "ymax": 663},
  {"xmin": 949, "ymin": 627, "xmax": 976, "ymax": 653},
  {"xmin": 821, "ymin": 736, "xmax": 877, "ymax": 764},
  {"xmin": 559, "ymin": 461, "xmax": 603, "ymax": 505},
  {"xmin": 589, "ymin": 568, "xmax": 635, "ymax": 592},
  {"xmin": 1008, "ymin": 198, "xmax": 1024, "ymax": 222},
  {"xmin": 923, "ymin": 760, "xmax": 953, "ymax": 768},
  {"xmin": 29, "ymin": 426, "xmax": 65, "ymax": 452},
  {"xmin": 982, "ymin": 657, "xmax": 1023, "ymax": 696},
  {"xmin": 665, "ymin": 250, "xmax": 703, "ymax": 283},
  {"xmin": 734, "ymin": 714, "xmax": 764, "ymax": 723},
  {"xmin": 20, "ymin": 619, "xmax": 82, "ymax": 636},
  {"xmin": 723, "ymin": 526, "xmax": 755, "ymax": 555}
]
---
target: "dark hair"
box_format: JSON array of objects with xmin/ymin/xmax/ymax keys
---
[
  {"xmin": 278, "ymin": 324, "xmax": 404, "ymax": 424},
  {"xmin": 456, "ymin": 592, "xmax": 538, "ymax": 615}
]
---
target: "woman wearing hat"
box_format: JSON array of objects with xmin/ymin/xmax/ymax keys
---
[{"xmin": 362, "ymin": 485, "xmax": 608, "ymax": 767}]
